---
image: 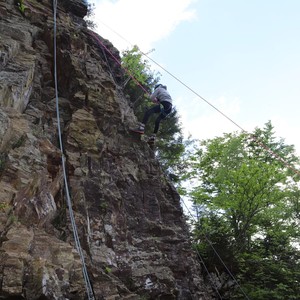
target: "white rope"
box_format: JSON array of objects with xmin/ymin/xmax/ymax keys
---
[
  {"xmin": 181, "ymin": 199, "xmax": 251, "ymax": 300},
  {"xmin": 53, "ymin": 1, "xmax": 94, "ymax": 299}
]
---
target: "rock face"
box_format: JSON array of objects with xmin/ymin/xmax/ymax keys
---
[{"xmin": 0, "ymin": 0, "xmax": 212, "ymax": 299}]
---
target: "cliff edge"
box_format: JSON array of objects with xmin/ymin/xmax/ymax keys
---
[{"xmin": 0, "ymin": 0, "xmax": 211, "ymax": 299}]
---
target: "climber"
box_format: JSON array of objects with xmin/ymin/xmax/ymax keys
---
[{"xmin": 131, "ymin": 84, "xmax": 173, "ymax": 143}]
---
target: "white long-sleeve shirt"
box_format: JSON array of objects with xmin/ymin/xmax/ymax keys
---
[{"xmin": 150, "ymin": 86, "xmax": 172, "ymax": 104}]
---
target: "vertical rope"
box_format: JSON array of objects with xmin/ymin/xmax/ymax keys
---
[{"xmin": 53, "ymin": 1, "xmax": 95, "ymax": 299}]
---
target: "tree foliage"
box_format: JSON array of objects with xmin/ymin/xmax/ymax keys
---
[
  {"xmin": 84, "ymin": 1, "xmax": 96, "ymax": 29},
  {"xmin": 121, "ymin": 46, "xmax": 192, "ymax": 181},
  {"xmin": 122, "ymin": 46, "xmax": 158, "ymax": 88},
  {"xmin": 187, "ymin": 121, "xmax": 300, "ymax": 299},
  {"xmin": 121, "ymin": 46, "xmax": 159, "ymax": 122}
]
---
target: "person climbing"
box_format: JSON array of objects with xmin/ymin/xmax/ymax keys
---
[{"xmin": 131, "ymin": 84, "xmax": 173, "ymax": 143}]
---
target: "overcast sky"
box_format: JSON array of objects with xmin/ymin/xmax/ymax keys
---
[{"xmin": 92, "ymin": 0, "xmax": 300, "ymax": 157}]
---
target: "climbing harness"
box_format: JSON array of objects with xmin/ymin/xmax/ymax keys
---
[
  {"xmin": 87, "ymin": 22, "xmax": 300, "ymax": 300},
  {"xmin": 51, "ymin": 7, "xmax": 300, "ymax": 297},
  {"xmin": 53, "ymin": 1, "xmax": 95, "ymax": 299},
  {"xmin": 160, "ymin": 102, "xmax": 173, "ymax": 118},
  {"xmin": 88, "ymin": 30, "xmax": 178, "ymax": 129},
  {"xmin": 92, "ymin": 22, "xmax": 300, "ymax": 178}
]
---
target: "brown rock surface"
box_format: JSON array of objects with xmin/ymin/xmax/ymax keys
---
[{"xmin": 0, "ymin": 0, "xmax": 212, "ymax": 299}]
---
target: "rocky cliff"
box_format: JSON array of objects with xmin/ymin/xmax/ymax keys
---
[{"xmin": 0, "ymin": 0, "xmax": 211, "ymax": 299}]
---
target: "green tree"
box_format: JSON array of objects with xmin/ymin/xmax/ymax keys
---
[
  {"xmin": 121, "ymin": 46, "xmax": 159, "ymax": 129},
  {"xmin": 121, "ymin": 46, "xmax": 159, "ymax": 109},
  {"xmin": 121, "ymin": 46, "xmax": 192, "ymax": 181},
  {"xmin": 188, "ymin": 121, "xmax": 300, "ymax": 299},
  {"xmin": 84, "ymin": 1, "xmax": 97, "ymax": 29},
  {"xmin": 122, "ymin": 46, "xmax": 158, "ymax": 88}
]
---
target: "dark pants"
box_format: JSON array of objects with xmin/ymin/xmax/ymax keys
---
[{"xmin": 142, "ymin": 101, "xmax": 172, "ymax": 134}]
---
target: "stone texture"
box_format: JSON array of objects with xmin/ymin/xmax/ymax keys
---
[{"xmin": 0, "ymin": 0, "xmax": 212, "ymax": 299}]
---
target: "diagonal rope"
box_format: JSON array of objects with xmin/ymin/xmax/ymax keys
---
[
  {"xmin": 95, "ymin": 19, "xmax": 245, "ymax": 131},
  {"xmin": 88, "ymin": 30, "xmax": 150, "ymax": 97},
  {"xmin": 53, "ymin": 1, "xmax": 94, "ymax": 299},
  {"xmin": 52, "ymin": 8, "xmax": 296, "ymax": 300},
  {"xmin": 181, "ymin": 199, "xmax": 251, "ymax": 300},
  {"xmin": 93, "ymin": 21, "xmax": 300, "ymax": 178},
  {"xmin": 97, "ymin": 23, "xmax": 300, "ymax": 179},
  {"xmin": 88, "ymin": 23, "xmax": 297, "ymax": 299}
]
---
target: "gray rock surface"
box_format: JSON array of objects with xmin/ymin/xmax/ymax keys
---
[{"xmin": 0, "ymin": 0, "xmax": 212, "ymax": 299}]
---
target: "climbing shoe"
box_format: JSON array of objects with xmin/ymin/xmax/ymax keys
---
[
  {"xmin": 147, "ymin": 135, "xmax": 156, "ymax": 143},
  {"xmin": 130, "ymin": 123, "xmax": 145, "ymax": 134}
]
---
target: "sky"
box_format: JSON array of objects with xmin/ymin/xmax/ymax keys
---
[{"xmin": 91, "ymin": 0, "xmax": 300, "ymax": 156}]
